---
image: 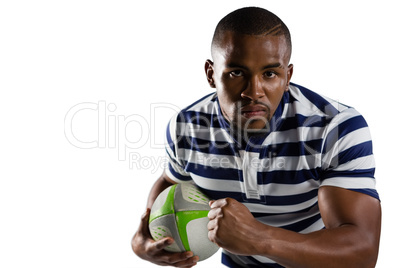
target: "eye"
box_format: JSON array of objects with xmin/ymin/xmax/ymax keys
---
[
  {"xmin": 264, "ymin": 71, "xmax": 276, "ymax": 78},
  {"xmin": 230, "ymin": 70, "xmax": 244, "ymax": 77}
]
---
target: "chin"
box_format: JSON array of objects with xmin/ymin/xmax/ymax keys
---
[{"xmin": 242, "ymin": 119, "xmax": 269, "ymax": 131}]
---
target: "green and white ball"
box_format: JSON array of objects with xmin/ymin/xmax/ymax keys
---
[{"xmin": 149, "ymin": 183, "xmax": 219, "ymax": 261}]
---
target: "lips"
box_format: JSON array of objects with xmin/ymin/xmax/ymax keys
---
[{"xmin": 240, "ymin": 105, "xmax": 269, "ymax": 119}]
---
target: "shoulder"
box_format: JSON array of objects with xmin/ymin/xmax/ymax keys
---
[
  {"xmin": 286, "ymin": 82, "xmax": 373, "ymax": 158},
  {"xmin": 181, "ymin": 92, "xmax": 218, "ymax": 113},
  {"xmin": 171, "ymin": 92, "xmax": 218, "ymax": 123},
  {"xmin": 287, "ymin": 82, "xmax": 370, "ymax": 132},
  {"xmin": 166, "ymin": 92, "xmax": 218, "ymax": 139},
  {"xmin": 288, "ymin": 82, "xmax": 350, "ymax": 118}
]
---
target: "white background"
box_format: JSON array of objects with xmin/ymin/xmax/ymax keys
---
[{"xmin": 0, "ymin": 0, "xmax": 400, "ymax": 267}]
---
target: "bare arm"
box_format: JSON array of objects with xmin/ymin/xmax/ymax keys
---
[
  {"xmin": 208, "ymin": 186, "xmax": 381, "ymax": 267},
  {"xmin": 132, "ymin": 172, "xmax": 199, "ymax": 267}
]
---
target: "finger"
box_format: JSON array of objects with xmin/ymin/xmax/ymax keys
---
[
  {"xmin": 171, "ymin": 253, "xmax": 199, "ymax": 267},
  {"xmin": 139, "ymin": 208, "xmax": 151, "ymax": 233},
  {"xmin": 208, "ymin": 228, "xmax": 217, "ymax": 244},
  {"xmin": 207, "ymin": 207, "xmax": 220, "ymax": 220},
  {"xmin": 209, "ymin": 200, "xmax": 215, "ymax": 207},
  {"xmin": 209, "ymin": 198, "xmax": 227, "ymax": 209},
  {"xmin": 159, "ymin": 251, "xmax": 198, "ymax": 266},
  {"xmin": 178, "ymin": 255, "xmax": 199, "ymax": 267},
  {"xmin": 152, "ymin": 236, "xmax": 174, "ymax": 251},
  {"xmin": 165, "ymin": 257, "xmax": 199, "ymax": 268},
  {"xmin": 207, "ymin": 218, "xmax": 217, "ymax": 231}
]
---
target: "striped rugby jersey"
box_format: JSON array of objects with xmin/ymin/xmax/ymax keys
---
[{"xmin": 164, "ymin": 82, "xmax": 378, "ymax": 268}]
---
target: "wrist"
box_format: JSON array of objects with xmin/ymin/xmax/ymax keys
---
[{"xmin": 250, "ymin": 220, "xmax": 274, "ymax": 257}]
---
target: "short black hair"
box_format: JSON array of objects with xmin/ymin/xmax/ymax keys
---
[{"xmin": 211, "ymin": 7, "xmax": 292, "ymax": 59}]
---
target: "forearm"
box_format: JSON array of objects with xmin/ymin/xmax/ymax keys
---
[
  {"xmin": 208, "ymin": 183, "xmax": 380, "ymax": 267},
  {"xmin": 255, "ymin": 222, "xmax": 378, "ymax": 268}
]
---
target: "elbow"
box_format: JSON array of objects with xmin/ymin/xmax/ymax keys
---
[
  {"xmin": 333, "ymin": 224, "xmax": 381, "ymax": 267},
  {"xmin": 352, "ymin": 232, "xmax": 380, "ymax": 268},
  {"xmin": 361, "ymin": 240, "xmax": 380, "ymax": 268}
]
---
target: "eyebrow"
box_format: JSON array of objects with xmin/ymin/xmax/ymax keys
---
[{"xmin": 226, "ymin": 62, "xmax": 283, "ymax": 70}]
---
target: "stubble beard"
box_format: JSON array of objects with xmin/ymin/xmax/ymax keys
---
[{"xmin": 226, "ymin": 101, "xmax": 271, "ymax": 142}]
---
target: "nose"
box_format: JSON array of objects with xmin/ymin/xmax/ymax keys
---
[{"xmin": 240, "ymin": 76, "xmax": 265, "ymax": 101}]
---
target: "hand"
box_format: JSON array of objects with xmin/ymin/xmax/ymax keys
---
[
  {"xmin": 207, "ymin": 198, "xmax": 264, "ymax": 256},
  {"xmin": 131, "ymin": 208, "xmax": 199, "ymax": 267}
]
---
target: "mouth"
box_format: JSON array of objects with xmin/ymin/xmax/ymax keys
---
[{"xmin": 240, "ymin": 105, "xmax": 269, "ymax": 119}]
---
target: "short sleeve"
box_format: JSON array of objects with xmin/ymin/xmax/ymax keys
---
[
  {"xmin": 164, "ymin": 114, "xmax": 193, "ymax": 183},
  {"xmin": 320, "ymin": 108, "xmax": 379, "ymax": 200}
]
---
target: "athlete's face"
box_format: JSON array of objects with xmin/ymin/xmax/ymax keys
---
[{"xmin": 205, "ymin": 32, "xmax": 293, "ymax": 132}]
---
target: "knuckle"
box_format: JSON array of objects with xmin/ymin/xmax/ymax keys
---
[
  {"xmin": 224, "ymin": 197, "xmax": 232, "ymax": 204},
  {"xmin": 155, "ymin": 241, "xmax": 169, "ymax": 252},
  {"xmin": 207, "ymin": 209, "xmax": 214, "ymax": 219},
  {"xmin": 208, "ymin": 232, "xmax": 214, "ymax": 243},
  {"xmin": 213, "ymin": 207, "xmax": 222, "ymax": 215},
  {"xmin": 208, "ymin": 228, "xmax": 218, "ymax": 242},
  {"xmin": 207, "ymin": 220, "xmax": 214, "ymax": 230},
  {"xmin": 146, "ymin": 239, "xmax": 163, "ymax": 255},
  {"xmin": 144, "ymin": 242, "xmax": 154, "ymax": 255},
  {"xmin": 224, "ymin": 197, "xmax": 235, "ymax": 206},
  {"xmin": 216, "ymin": 209, "xmax": 224, "ymax": 219}
]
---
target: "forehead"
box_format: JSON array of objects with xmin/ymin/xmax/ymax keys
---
[{"xmin": 212, "ymin": 32, "xmax": 289, "ymax": 66}]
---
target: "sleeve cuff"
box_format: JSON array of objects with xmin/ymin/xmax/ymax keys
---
[{"xmin": 165, "ymin": 164, "xmax": 192, "ymax": 183}]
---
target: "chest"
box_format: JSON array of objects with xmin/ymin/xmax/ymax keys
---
[{"xmin": 183, "ymin": 138, "xmax": 322, "ymax": 207}]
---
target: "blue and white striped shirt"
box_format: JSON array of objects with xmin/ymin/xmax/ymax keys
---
[{"xmin": 165, "ymin": 83, "xmax": 378, "ymax": 267}]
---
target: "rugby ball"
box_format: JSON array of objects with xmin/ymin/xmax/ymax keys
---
[{"xmin": 149, "ymin": 183, "xmax": 219, "ymax": 261}]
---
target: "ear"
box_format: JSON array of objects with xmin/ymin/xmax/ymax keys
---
[
  {"xmin": 285, "ymin": 64, "xmax": 294, "ymax": 92},
  {"xmin": 204, "ymin": 59, "xmax": 215, "ymax": 88}
]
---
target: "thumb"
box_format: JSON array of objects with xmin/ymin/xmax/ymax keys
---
[
  {"xmin": 139, "ymin": 208, "xmax": 151, "ymax": 233},
  {"xmin": 132, "ymin": 208, "xmax": 152, "ymax": 251}
]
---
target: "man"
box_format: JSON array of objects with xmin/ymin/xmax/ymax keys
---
[{"xmin": 132, "ymin": 7, "xmax": 381, "ymax": 268}]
